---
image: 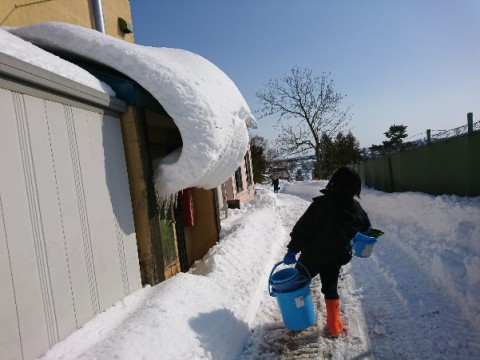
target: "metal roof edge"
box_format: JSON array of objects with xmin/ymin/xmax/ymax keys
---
[{"xmin": 0, "ymin": 52, "xmax": 126, "ymax": 113}]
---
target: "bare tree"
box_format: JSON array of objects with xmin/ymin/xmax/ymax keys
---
[
  {"xmin": 256, "ymin": 67, "xmax": 351, "ymax": 178},
  {"xmin": 264, "ymin": 147, "xmax": 281, "ymax": 164}
]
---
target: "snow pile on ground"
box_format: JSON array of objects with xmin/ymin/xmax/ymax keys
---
[
  {"xmin": 38, "ymin": 181, "xmax": 480, "ymax": 359},
  {"xmin": 38, "ymin": 192, "xmax": 284, "ymax": 360},
  {"xmin": 4, "ymin": 22, "xmax": 255, "ymax": 197},
  {"xmin": 360, "ymin": 189, "xmax": 480, "ymax": 333}
]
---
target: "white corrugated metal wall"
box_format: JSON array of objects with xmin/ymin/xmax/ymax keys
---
[{"xmin": 0, "ymin": 86, "xmax": 141, "ymax": 360}]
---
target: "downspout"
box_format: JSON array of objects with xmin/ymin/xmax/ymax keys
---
[{"xmin": 91, "ymin": 0, "xmax": 106, "ymax": 33}]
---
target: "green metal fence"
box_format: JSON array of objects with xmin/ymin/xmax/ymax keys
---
[{"xmin": 358, "ymin": 116, "xmax": 480, "ymax": 197}]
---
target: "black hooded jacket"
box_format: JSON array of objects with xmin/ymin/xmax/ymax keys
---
[{"xmin": 287, "ymin": 190, "xmax": 371, "ymax": 267}]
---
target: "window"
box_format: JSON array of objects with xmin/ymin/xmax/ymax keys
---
[
  {"xmin": 234, "ymin": 166, "xmax": 243, "ymax": 193},
  {"xmin": 244, "ymin": 151, "xmax": 253, "ymax": 187}
]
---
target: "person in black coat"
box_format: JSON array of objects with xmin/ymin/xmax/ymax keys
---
[
  {"xmin": 283, "ymin": 167, "xmax": 371, "ymax": 337},
  {"xmin": 272, "ymin": 177, "xmax": 280, "ymax": 193}
]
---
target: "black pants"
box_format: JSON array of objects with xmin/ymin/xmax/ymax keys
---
[{"xmin": 296, "ymin": 256, "xmax": 342, "ymax": 300}]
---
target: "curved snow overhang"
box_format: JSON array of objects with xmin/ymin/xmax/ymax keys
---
[
  {"xmin": 6, "ymin": 22, "xmax": 257, "ymax": 198},
  {"xmin": 46, "ymin": 53, "xmax": 170, "ymax": 115}
]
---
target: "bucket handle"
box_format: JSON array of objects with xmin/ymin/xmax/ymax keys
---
[
  {"xmin": 268, "ymin": 260, "xmax": 312, "ymax": 296},
  {"xmin": 349, "ymin": 234, "xmax": 359, "ymax": 251}
]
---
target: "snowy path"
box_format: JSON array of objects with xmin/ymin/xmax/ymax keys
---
[
  {"xmin": 353, "ymin": 242, "xmax": 479, "ymax": 359},
  {"xmin": 353, "ymin": 210, "xmax": 480, "ymax": 359},
  {"xmin": 241, "ymin": 193, "xmax": 372, "ymax": 359},
  {"xmin": 241, "ymin": 185, "xmax": 480, "ymax": 359}
]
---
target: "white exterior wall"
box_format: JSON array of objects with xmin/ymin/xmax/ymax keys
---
[{"xmin": 0, "ymin": 88, "xmax": 141, "ymax": 360}]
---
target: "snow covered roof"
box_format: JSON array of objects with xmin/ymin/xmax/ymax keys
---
[
  {"xmin": 0, "ymin": 27, "xmax": 115, "ymax": 95},
  {"xmin": 2, "ymin": 22, "xmax": 256, "ymax": 197}
]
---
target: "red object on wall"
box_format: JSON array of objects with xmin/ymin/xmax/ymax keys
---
[{"xmin": 181, "ymin": 188, "xmax": 195, "ymax": 227}]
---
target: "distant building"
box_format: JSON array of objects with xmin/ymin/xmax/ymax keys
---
[{"xmin": 270, "ymin": 164, "xmax": 289, "ymax": 180}]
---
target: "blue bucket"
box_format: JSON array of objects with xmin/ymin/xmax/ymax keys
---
[
  {"xmin": 270, "ymin": 267, "xmax": 307, "ymax": 293},
  {"xmin": 350, "ymin": 232, "xmax": 378, "ymax": 258},
  {"xmin": 269, "ymin": 261, "xmax": 316, "ymax": 331}
]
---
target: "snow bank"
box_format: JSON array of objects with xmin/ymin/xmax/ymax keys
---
[
  {"xmin": 6, "ymin": 22, "xmax": 256, "ymax": 197},
  {"xmin": 360, "ymin": 188, "xmax": 480, "ymax": 332},
  {"xmin": 39, "ymin": 191, "xmax": 283, "ymax": 360}
]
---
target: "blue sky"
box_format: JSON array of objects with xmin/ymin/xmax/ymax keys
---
[{"xmin": 130, "ymin": 0, "xmax": 480, "ymax": 148}]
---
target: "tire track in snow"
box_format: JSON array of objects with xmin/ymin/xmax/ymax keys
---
[
  {"xmin": 350, "ymin": 251, "xmax": 418, "ymax": 359},
  {"xmin": 352, "ymin": 232, "xmax": 480, "ymax": 359}
]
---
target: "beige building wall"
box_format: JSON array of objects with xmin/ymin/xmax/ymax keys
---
[
  {"xmin": 1, "ymin": 0, "xmax": 134, "ymax": 42},
  {"xmin": 225, "ymin": 147, "xmax": 256, "ymax": 207}
]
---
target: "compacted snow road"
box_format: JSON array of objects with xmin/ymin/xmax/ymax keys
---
[{"xmin": 240, "ymin": 183, "xmax": 480, "ymax": 360}]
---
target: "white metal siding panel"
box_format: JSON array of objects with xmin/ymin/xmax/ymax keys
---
[
  {"xmin": 24, "ymin": 95, "xmax": 78, "ymax": 344},
  {"xmin": 68, "ymin": 106, "xmax": 141, "ymax": 307},
  {"xmin": 45, "ymin": 100, "xmax": 95, "ymax": 329},
  {"xmin": 102, "ymin": 115, "xmax": 140, "ymax": 294},
  {"xmin": 0, "ymin": 87, "xmax": 140, "ymax": 360},
  {"xmin": 0, "ymin": 89, "xmax": 51, "ymax": 359},
  {"xmin": 0, "ymin": 195, "xmax": 24, "ymax": 360},
  {"xmin": 71, "ymin": 107, "xmax": 125, "ymax": 311}
]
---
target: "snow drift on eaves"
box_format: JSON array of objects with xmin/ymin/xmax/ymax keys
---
[
  {"xmin": 0, "ymin": 28, "xmax": 114, "ymax": 95},
  {"xmin": 7, "ymin": 22, "xmax": 256, "ymax": 197}
]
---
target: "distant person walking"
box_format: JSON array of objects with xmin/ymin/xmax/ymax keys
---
[
  {"xmin": 272, "ymin": 177, "xmax": 280, "ymax": 193},
  {"xmin": 283, "ymin": 167, "xmax": 371, "ymax": 337}
]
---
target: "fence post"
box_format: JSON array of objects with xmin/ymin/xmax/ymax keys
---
[
  {"xmin": 467, "ymin": 112, "xmax": 473, "ymax": 134},
  {"xmin": 426, "ymin": 129, "xmax": 431, "ymax": 144},
  {"xmin": 387, "ymin": 156, "xmax": 395, "ymax": 192}
]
